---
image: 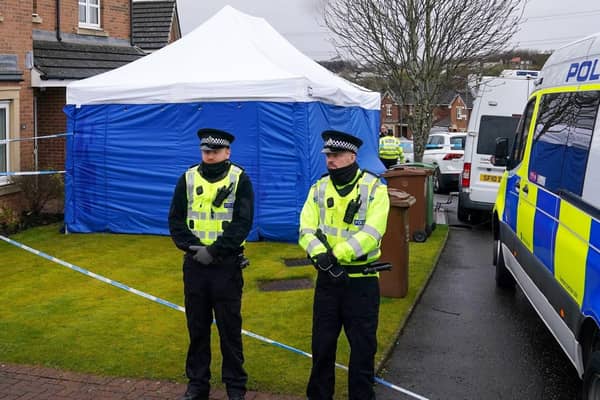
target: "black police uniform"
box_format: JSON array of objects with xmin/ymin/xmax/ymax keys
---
[
  {"xmin": 301, "ymin": 130, "xmax": 389, "ymax": 400},
  {"xmin": 168, "ymin": 129, "xmax": 254, "ymax": 400}
]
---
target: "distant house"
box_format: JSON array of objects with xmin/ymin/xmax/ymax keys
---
[
  {"xmin": 132, "ymin": 0, "xmax": 181, "ymax": 52},
  {"xmin": 0, "ymin": 0, "xmax": 180, "ymax": 212},
  {"xmin": 380, "ymin": 89, "xmax": 473, "ymax": 139}
]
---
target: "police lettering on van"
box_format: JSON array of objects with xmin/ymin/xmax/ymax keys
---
[
  {"xmin": 492, "ymin": 32, "xmax": 600, "ymax": 399},
  {"xmin": 566, "ymin": 59, "xmax": 600, "ymax": 82}
]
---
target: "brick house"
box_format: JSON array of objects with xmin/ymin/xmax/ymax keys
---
[
  {"xmin": 0, "ymin": 0, "xmax": 180, "ymax": 213},
  {"xmin": 380, "ymin": 89, "xmax": 473, "ymax": 139}
]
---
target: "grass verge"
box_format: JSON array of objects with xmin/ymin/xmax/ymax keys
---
[{"xmin": 0, "ymin": 224, "xmax": 448, "ymax": 399}]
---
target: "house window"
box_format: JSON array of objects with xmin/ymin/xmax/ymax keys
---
[
  {"xmin": 0, "ymin": 102, "xmax": 9, "ymax": 185},
  {"xmin": 386, "ymin": 104, "xmax": 392, "ymax": 117},
  {"xmin": 456, "ymin": 106, "xmax": 465, "ymax": 120},
  {"xmin": 79, "ymin": 0, "xmax": 100, "ymax": 28}
]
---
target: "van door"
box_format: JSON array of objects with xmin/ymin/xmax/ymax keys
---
[
  {"xmin": 527, "ymin": 90, "xmax": 599, "ymax": 306},
  {"xmin": 503, "ymin": 100, "xmax": 535, "ymax": 235},
  {"xmin": 470, "ymin": 115, "xmax": 521, "ymax": 204}
]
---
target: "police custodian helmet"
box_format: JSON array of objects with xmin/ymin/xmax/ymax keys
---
[
  {"xmin": 197, "ymin": 128, "xmax": 235, "ymax": 150},
  {"xmin": 321, "ymin": 130, "xmax": 363, "ymax": 154}
]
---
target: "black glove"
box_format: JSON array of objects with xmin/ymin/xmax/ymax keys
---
[
  {"xmin": 314, "ymin": 252, "xmax": 337, "ymax": 272},
  {"xmin": 189, "ymin": 245, "xmax": 214, "ymax": 265}
]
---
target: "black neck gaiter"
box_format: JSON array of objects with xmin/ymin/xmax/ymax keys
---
[
  {"xmin": 328, "ymin": 162, "xmax": 359, "ymax": 187},
  {"xmin": 201, "ymin": 160, "xmax": 230, "ymax": 182}
]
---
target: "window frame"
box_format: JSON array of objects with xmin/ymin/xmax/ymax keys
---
[
  {"xmin": 79, "ymin": 0, "xmax": 101, "ymax": 29},
  {"xmin": 508, "ymin": 99, "xmax": 535, "ymax": 170},
  {"xmin": 385, "ymin": 104, "xmax": 392, "ymax": 117},
  {"xmin": 0, "ymin": 102, "xmax": 9, "ymax": 186}
]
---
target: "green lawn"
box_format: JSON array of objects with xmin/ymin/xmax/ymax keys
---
[{"xmin": 0, "ymin": 224, "xmax": 448, "ymax": 398}]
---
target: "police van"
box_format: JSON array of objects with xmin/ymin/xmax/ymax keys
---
[
  {"xmin": 458, "ymin": 69, "xmax": 537, "ymax": 223},
  {"xmin": 492, "ymin": 33, "xmax": 600, "ymax": 398}
]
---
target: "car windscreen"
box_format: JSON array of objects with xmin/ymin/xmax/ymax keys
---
[
  {"xmin": 476, "ymin": 115, "xmax": 520, "ymax": 155},
  {"xmin": 400, "ymin": 142, "xmax": 413, "ymax": 152}
]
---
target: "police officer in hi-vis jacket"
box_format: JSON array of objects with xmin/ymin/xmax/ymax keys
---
[
  {"xmin": 169, "ymin": 128, "xmax": 254, "ymax": 400},
  {"xmin": 299, "ymin": 130, "xmax": 390, "ymax": 400}
]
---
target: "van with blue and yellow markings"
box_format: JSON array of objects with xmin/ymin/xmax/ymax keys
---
[{"xmin": 491, "ymin": 32, "xmax": 600, "ymax": 398}]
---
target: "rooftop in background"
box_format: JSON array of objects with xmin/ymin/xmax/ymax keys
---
[
  {"xmin": 132, "ymin": 0, "xmax": 181, "ymax": 52},
  {"xmin": 32, "ymin": 32, "xmax": 146, "ymax": 82}
]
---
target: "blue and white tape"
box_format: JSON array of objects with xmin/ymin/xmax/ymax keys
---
[
  {"xmin": 0, "ymin": 234, "xmax": 428, "ymax": 400},
  {"xmin": 0, "ymin": 132, "xmax": 72, "ymax": 144},
  {"xmin": 0, "ymin": 170, "xmax": 65, "ymax": 177}
]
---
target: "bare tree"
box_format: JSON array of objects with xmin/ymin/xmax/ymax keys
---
[{"xmin": 323, "ymin": 0, "xmax": 526, "ymax": 161}]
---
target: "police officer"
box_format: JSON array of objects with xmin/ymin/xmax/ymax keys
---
[
  {"xmin": 169, "ymin": 128, "xmax": 254, "ymax": 400},
  {"xmin": 299, "ymin": 130, "xmax": 390, "ymax": 400},
  {"xmin": 378, "ymin": 128, "xmax": 403, "ymax": 169}
]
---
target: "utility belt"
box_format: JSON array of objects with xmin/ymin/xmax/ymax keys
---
[
  {"xmin": 186, "ymin": 248, "xmax": 249, "ymax": 269},
  {"xmin": 343, "ymin": 262, "xmax": 392, "ymax": 276}
]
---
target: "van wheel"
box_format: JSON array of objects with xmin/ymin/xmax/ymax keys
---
[
  {"xmin": 583, "ymin": 351, "xmax": 600, "ymax": 400},
  {"xmin": 495, "ymin": 239, "xmax": 515, "ymax": 289},
  {"xmin": 457, "ymin": 199, "xmax": 470, "ymax": 223},
  {"xmin": 433, "ymin": 168, "xmax": 444, "ymax": 193}
]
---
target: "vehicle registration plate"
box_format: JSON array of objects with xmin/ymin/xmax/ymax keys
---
[{"xmin": 480, "ymin": 174, "xmax": 502, "ymax": 183}]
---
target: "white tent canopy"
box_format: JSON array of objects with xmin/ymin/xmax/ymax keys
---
[{"xmin": 67, "ymin": 6, "xmax": 380, "ymax": 109}]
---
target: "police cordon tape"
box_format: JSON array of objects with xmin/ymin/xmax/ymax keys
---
[
  {"xmin": 0, "ymin": 234, "xmax": 429, "ymax": 400},
  {"xmin": 0, "ymin": 170, "xmax": 65, "ymax": 176},
  {"xmin": 0, "ymin": 132, "xmax": 72, "ymax": 144}
]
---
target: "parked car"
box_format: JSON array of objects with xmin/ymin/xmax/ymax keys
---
[
  {"xmin": 398, "ymin": 139, "xmax": 414, "ymax": 163},
  {"xmin": 422, "ymin": 132, "xmax": 466, "ymax": 192},
  {"xmin": 458, "ymin": 69, "xmax": 537, "ymax": 223}
]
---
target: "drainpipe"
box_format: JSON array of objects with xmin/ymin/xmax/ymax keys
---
[
  {"xmin": 33, "ymin": 94, "xmax": 38, "ymax": 172},
  {"xmin": 130, "ymin": 0, "xmax": 133, "ymax": 46},
  {"xmin": 55, "ymin": 0, "xmax": 61, "ymax": 42}
]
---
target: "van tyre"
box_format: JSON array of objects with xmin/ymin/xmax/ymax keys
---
[
  {"xmin": 433, "ymin": 168, "xmax": 444, "ymax": 193},
  {"xmin": 457, "ymin": 198, "xmax": 470, "ymax": 223},
  {"xmin": 583, "ymin": 351, "xmax": 600, "ymax": 400},
  {"xmin": 495, "ymin": 239, "xmax": 515, "ymax": 289}
]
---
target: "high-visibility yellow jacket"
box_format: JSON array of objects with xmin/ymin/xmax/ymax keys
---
[
  {"xmin": 379, "ymin": 136, "xmax": 403, "ymax": 161},
  {"xmin": 299, "ymin": 170, "xmax": 390, "ymax": 278},
  {"xmin": 185, "ymin": 164, "xmax": 243, "ymax": 245}
]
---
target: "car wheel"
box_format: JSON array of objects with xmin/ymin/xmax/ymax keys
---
[
  {"xmin": 583, "ymin": 351, "xmax": 600, "ymax": 400},
  {"xmin": 433, "ymin": 168, "xmax": 444, "ymax": 193},
  {"xmin": 495, "ymin": 239, "xmax": 515, "ymax": 289}
]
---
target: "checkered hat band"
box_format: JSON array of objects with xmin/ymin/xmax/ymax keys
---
[
  {"xmin": 201, "ymin": 136, "xmax": 230, "ymax": 146},
  {"xmin": 324, "ymin": 138, "xmax": 358, "ymax": 153}
]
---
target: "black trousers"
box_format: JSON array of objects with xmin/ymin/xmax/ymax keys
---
[
  {"xmin": 307, "ymin": 272, "xmax": 380, "ymax": 400},
  {"xmin": 379, "ymin": 157, "xmax": 397, "ymax": 170},
  {"xmin": 183, "ymin": 254, "xmax": 247, "ymax": 398}
]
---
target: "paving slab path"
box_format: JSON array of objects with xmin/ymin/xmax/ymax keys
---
[{"xmin": 0, "ymin": 363, "xmax": 303, "ymax": 400}]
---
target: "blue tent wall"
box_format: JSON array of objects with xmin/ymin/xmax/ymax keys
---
[{"xmin": 64, "ymin": 101, "xmax": 381, "ymax": 242}]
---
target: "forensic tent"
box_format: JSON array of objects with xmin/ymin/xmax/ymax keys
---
[{"xmin": 64, "ymin": 5, "xmax": 382, "ymax": 242}]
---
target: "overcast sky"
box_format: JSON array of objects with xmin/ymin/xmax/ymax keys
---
[{"xmin": 176, "ymin": 0, "xmax": 600, "ymax": 60}]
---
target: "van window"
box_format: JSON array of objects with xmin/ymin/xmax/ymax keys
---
[
  {"xmin": 450, "ymin": 136, "xmax": 465, "ymax": 150},
  {"xmin": 510, "ymin": 99, "xmax": 535, "ymax": 168},
  {"xmin": 476, "ymin": 115, "xmax": 520, "ymax": 154},
  {"xmin": 528, "ymin": 91, "xmax": 600, "ymax": 195}
]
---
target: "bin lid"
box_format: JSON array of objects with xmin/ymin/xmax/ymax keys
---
[
  {"xmin": 387, "ymin": 188, "xmax": 416, "ymax": 207},
  {"xmin": 383, "ymin": 166, "xmax": 430, "ymax": 177},
  {"xmin": 400, "ymin": 162, "xmax": 435, "ymax": 169}
]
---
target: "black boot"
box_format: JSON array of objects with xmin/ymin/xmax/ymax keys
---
[{"xmin": 179, "ymin": 389, "xmax": 208, "ymax": 400}]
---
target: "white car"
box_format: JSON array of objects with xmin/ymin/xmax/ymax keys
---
[
  {"xmin": 398, "ymin": 139, "xmax": 413, "ymax": 163},
  {"xmin": 422, "ymin": 132, "xmax": 466, "ymax": 192}
]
